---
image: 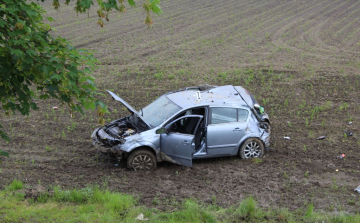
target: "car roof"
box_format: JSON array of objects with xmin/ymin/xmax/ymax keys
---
[{"xmin": 166, "ymin": 85, "xmax": 256, "ymax": 109}]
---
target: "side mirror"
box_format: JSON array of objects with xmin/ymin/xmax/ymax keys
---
[
  {"xmin": 254, "ymin": 103, "xmax": 260, "ymax": 109},
  {"xmin": 156, "ymin": 128, "xmax": 167, "ymax": 134}
]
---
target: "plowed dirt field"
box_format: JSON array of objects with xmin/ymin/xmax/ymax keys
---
[{"xmin": 1, "ymin": 0, "xmax": 360, "ymax": 213}]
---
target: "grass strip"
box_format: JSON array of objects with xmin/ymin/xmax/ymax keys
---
[{"xmin": 0, "ymin": 180, "xmax": 359, "ymax": 223}]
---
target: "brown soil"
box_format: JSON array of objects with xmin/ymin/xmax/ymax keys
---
[{"xmin": 1, "ymin": 0, "xmax": 360, "ymax": 213}]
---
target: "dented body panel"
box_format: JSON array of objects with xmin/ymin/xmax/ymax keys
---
[{"xmin": 91, "ymin": 85, "xmax": 271, "ymax": 168}]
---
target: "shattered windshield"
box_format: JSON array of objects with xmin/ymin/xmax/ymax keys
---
[{"xmin": 140, "ymin": 95, "xmax": 181, "ymax": 127}]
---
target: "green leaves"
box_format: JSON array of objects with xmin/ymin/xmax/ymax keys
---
[
  {"xmin": 0, "ymin": 124, "xmax": 9, "ymax": 161},
  {"xmin": 1, "ymin": 0, "xmax": 104, "ymax": 140},
  {"xmin": 46, "ymin": 16, "xmax": 54, "ymax": 22},
  {"xmin": 0, "ymin": 149, "xmax": 9, "ymax": 162},
  {"xmin": 91, "ymin": 0, "xmax": 162, "ymax": 27},
  {"xmin": 0, "ymin": 150, "xmax": 9, "ymax": 157},
  {"xmin": 0, "ymin": 0, "xmax": 162, "ymax": 163},
  {"xmin": 128, "ymin": 0, "xmax": 136, "ymax": 7},
  {"xmin": 150, "ymin": 0, "xmax": 162, "ymax": 15},
  {"xmin": 0, "ymin": 124, "xmax": 9, "ymax": 142}
]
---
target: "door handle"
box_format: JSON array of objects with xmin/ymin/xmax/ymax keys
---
[
  {"xmin": 233, "ymin": 127, "xmax": 242, "ymax": 131},
  {"xmin": 183, "ymin": 140, "xmax": 190, "ymax": 145}
]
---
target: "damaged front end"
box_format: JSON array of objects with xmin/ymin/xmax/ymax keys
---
[
  {"xmin": 91, "ymin": 115, "xmax": 149, "ymax": 157},
  {"xmin": 259, "ymin": 119, "xmax": 271, "ymax": 147}
]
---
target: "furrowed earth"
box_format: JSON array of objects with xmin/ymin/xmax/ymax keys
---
[{"xmin": 1, "ymin": 0, "xmax": 360, "ymax": 213}]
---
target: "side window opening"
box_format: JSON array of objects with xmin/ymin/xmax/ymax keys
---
[
  {"xmin": 210, "ymin": 107, "xmax": 237, "ymax": 124},
  {"xmin": 169, "ymin": 117, "xmax": 200, "ymax": 135},
  {"xmin": 237, "ymin": 109, "xmax": 249, "ymax": 122},
  {"xmin": 210, "ymin": 107, "xmax": 249, "ymax": 124},
  {"xmin": 167, "ymin": 107, "xmax": 207, "ymax": 127}
]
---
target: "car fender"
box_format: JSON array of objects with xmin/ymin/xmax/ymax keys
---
[
  {"xmin": 125, "ymin": 141, "xmax": 162, "ymax": 161},
  {"xmin": 235, "ymin": 133, "xmax": 263, "ymax": 154}
]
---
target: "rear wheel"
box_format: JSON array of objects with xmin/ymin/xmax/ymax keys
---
[
  {"xmin": 239, "ymin": 138, "xmax": 264, "ymax": 159},
  {"xmin": 127, "ymin": 149, "xmax": 157, "ymax": 171}
]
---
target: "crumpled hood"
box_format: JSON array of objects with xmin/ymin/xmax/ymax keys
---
[{"xmin": 107, "ymin": 90, "xmax": 151, "ymax": 129}]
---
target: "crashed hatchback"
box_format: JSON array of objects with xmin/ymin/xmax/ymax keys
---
[{"xmin": 91, "ymin": 85, "xmax": 270, "ymax": 170}]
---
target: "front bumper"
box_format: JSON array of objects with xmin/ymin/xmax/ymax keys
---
[
  {"xmin": 261, "ymin": 129, "xmax": 270, "ymax": 147},
  {"xmin": 91, "ymin": 128, "xmax": 124, "ymax": 156}
]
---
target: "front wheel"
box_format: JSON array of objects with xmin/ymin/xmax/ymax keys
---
[
  {"xmin": 239, "ymin": 138, "xmax": 264, "ymax": 159},
  {"xmin": 127, "ymin": 149, "xmax": 157, "ymax": 171}
]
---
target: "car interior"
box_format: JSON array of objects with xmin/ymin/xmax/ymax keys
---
[{"xmin": 168, "ymin": 107, "xmax": 207, "ymax": 153}]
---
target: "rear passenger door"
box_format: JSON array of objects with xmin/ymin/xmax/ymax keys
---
[{"xmin": 206, "ymin": 107, "xmax": 249, "ymax": 156}]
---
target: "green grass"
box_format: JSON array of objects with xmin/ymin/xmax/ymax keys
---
[
  {"xmin": 1, "ymin": 180, "xmax": 359, "ymax": 223},
  {"xmin": 6, "ymin": 179, "xmax": 23, "ymax": 191},
  {"xmin": 1, "ymin": 183, "xmax": 139, "ymax": 222}
]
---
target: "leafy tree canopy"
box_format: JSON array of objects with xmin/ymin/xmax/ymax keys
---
[{"xmin": 0, "ymin": 0, "xmax": 162, "ymax": 159}]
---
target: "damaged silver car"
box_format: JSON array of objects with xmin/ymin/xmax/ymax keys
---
[{"xmin": 91, "ymin": 85, "xmax": 270, "ymax": 170}]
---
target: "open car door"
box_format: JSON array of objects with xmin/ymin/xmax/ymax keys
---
[{"xmin": 159, "ymin": 115, "xmax": 203, "ymax": 167}]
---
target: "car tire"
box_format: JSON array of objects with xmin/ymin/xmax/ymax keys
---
[
  {"xmin": 127, "ymin": 148, "xmax": 157, "ymax": 171},
  {"xmin": 239, "ymin": 138, "xmax": 264, "ymax": 159}
]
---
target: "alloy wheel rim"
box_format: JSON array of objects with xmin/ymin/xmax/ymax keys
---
[
  {"xmin": 244, "ymin": 141, "xmax": 261, "ymax": 158},
  {"xmin": 132, "ymin": 155, "xmax": 153, "ymax": 171}
]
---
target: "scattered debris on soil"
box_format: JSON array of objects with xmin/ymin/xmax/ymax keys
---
[
  {"xmin": 355, "ymin": 186, "xmax": 360, "ymax": 193},
  {"xmin": 344, "ymin": 131, "xmax": 353, "ymax": 137},
  {"xmin": 136, "ymin": 214, "xmax": 148, "ymax": 221}
]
